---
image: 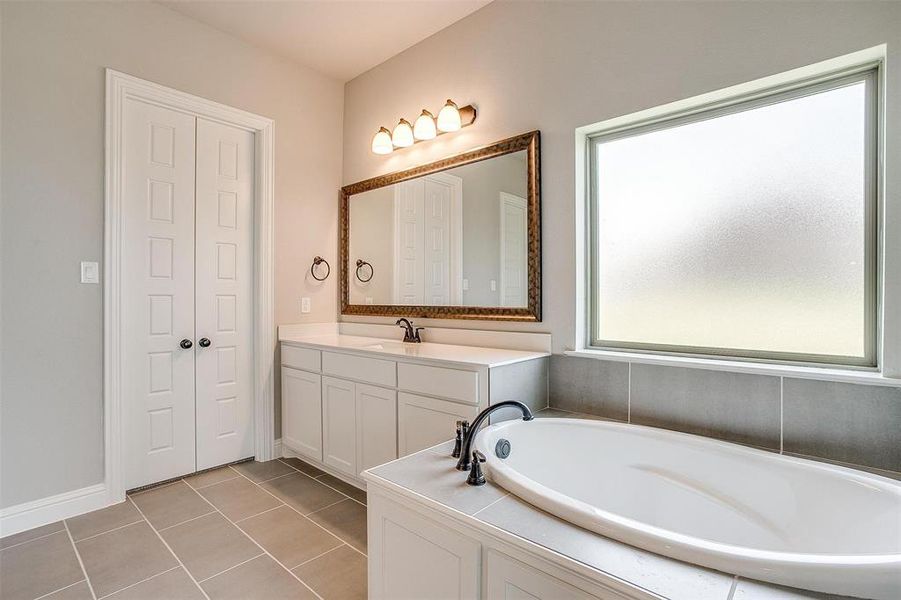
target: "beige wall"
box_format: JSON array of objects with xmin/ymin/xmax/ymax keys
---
[
  {"xmin": 0, "ymin": 1, "xmax": 343, "ymax": 508},
  {"xmin": 342, "ymin": 0, "xmax": 901, "ymax": 352}
]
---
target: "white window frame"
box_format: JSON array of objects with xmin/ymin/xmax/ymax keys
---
[{"xmin": 573, "ymin": 45, "xmax": 901, "ymax": 386}]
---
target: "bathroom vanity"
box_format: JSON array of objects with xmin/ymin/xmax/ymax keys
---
[{"xmin": 278, "ymin": 324, "xmax": 549, "ymax": 487}]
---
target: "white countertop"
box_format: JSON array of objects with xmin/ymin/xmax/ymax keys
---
[{"xmin": 278, "ymin": 332, "xmax": 549, "ymax": 368}]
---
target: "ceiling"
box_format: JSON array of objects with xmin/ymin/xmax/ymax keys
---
[{"xmin": 159, "ymin": 0, "xmax": 492, "ymax": 82}]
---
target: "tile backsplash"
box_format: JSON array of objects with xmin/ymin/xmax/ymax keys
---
[{"xmin": 548, "ymin": 355, "xmax": 901, "ymax": 476}]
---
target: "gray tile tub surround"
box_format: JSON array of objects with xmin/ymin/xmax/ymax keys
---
[
  {"xmin": 629, "ymin": 364, "xmax": 782, "ymax": 450},
  {"xmin": 549, "ymin": 354, "xmax": 901, "ymax": 474},
  {"xmin": 782, "ymin": 378, "xmax": 901, "ymax": 473},
  {"xmin": 550, "ymin": 356, "xmax": 781, "ymax": 448},
  {"xmin": 548, "ymin": 354, "xmax": 629, "ymax": 420}
]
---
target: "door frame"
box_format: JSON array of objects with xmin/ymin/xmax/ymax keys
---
[
  {"xmin": 499, "ymin": 191, "xmax": 528, "ymax": 307},
  {"xmin": 104, "ymin": 69, "xmax": 275, "ymax": 502}
]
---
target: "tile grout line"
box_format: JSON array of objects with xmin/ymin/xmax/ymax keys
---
[
  {"xmin": 287, "ymin": 543, "xmax": 346, "ymax": 571},
  {"xmin": 155, "ymin": 510, "xmax": 218, "ymax": 533},
  {"xmin": 63, "ymin": 520, "xmax": 98, "ymax": 600},
  {"xmin": 253, "ymin": 471, "xmax": 302, "ymax": 485},
  {"xmin": 195, "ymin": 552, "xmax": 265, "ymax": 584},
  {"xmin": 232, "ymin": 468, "xmax": 368, "ymax": 560},
  {"xmin": 726, "ymin": 575, "xmax": 739, "ymax": 600},
  {"xmin": 0, "ymin": 528, "xmax": 67, "ymax": 552},
  {"xmin": 472, "ymin": 492, "xmax": 510, "ymax": 517},
  {"xmin": 268, "ymin": 460, "xmax": 368, "ymax": 510},
  {"xmin": 779, "ymin": 376, "xmax": 784, "ymax": 454},
  {"xmin": 185, "ymin": 475, "xmax": 242, "ymax": 491},
  {"xmin": 627, "ymin": 362, "xmax": 632, "ymax": 423},
  {"xmin": 233, "ymin": 503, "xmax": 286, "ymax": 524},
  {"xmin": 32, "ymin": 578, "xmax": 88, "ymax": 600},
  {"xmin": 95, "ymin": 566, "xmax": 181, "ymax": 600},
  {"xmin": 128, "ymin": 498, "xmax": 212, "ymax": 600},
  {"xmin": 72, "ymin": 518, "xmax": 147, "ymax": 543},
  {"xmin": 303, "ymin": 497, "xmax": 349, "ymax": 517},
  {"xmin": 277, "ymin": 457, "xmax": 336, "ymax": 485},
  {"xmin": 186, "ymin": 476, "xmax": 327, "ymax": 600}
]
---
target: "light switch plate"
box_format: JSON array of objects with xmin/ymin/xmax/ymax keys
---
[
  {"xmin": 301, "ymin": 297, "xmax": 311, "ymax": 313},
  {"xmin": 81, "ymin": 261, "xmax": 99, "ymax": 284}
]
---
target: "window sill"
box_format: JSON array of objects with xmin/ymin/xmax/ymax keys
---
[{"xmin": 564, "ymin": 348, "xmax": 901, "ymax": 387}]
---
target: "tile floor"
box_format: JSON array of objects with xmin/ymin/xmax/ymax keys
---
[{"xmin": 0, "ymin": 457, "xmax": 367, "ymax": 600}]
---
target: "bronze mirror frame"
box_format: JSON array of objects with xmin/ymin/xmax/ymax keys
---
[{"xmin": 340, "ymin": 130, "xmax": 541, "ymax": 321}]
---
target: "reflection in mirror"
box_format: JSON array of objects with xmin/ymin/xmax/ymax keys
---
[{"xmin": 348, "ymin": 150, "xmax": 528, "ymax": 308}]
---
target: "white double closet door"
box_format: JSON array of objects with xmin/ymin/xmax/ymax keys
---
[{"xmin": 122, "ymin": 98, "xmax": 254, "ymax": 489}]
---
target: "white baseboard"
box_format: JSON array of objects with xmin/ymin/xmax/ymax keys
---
[
  {"xmin": 0, "ymin": 484, "xmax": 113, "ymax": 538},
  {"xmin": 273, "ymin": 437, "xmax": 283, "ymax": 459}
]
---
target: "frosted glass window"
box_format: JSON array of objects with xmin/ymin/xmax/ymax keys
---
[{"xmin": 591, "ymin": 72, "xmax": 876, "ymax": 365}]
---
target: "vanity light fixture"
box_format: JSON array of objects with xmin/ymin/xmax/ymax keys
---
[
  {"xmin": 413, "ymin": 109, "xmax": 438, "ymax": 140},
  {"xmin": 392, "ymin": 119, "xmax": 414, "ymax": 147},
  {"xmin": 371, "ymin": 127, "xmax": 393, "ymax": 155},
  {"xmin": 436, "ymin": 99, "xmax": 462, "ymax": 132},
  {"xmin": 369, "ymin": 99, "xmax": 477, "ymax": 154}
]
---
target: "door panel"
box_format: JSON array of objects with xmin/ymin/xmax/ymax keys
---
[
  {"xmin": 393, "ymin": 181, "xmax": 425, "ymax": 304},
  {"xmin": 194, "ymin": 118, "xmax": 255, "ymax": 470},
  {"xmin": 323, "ymin": 376, "xmax": 357, "ymax": 476},
  {"xmin": 356, "ymin": 384, "xmax": 397, "ymax": 473},
  {"xmin": 123, "ymin": 99, "xmax": 197, "ymax": 489},
  {"xmin": 282, "ymin": 368, "xmax": 322, "ymax": 461},
  {"xmin": 424, "ymin": 179, "xmax": 452, "ymax": 305}
]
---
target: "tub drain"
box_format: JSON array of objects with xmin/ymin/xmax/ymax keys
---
[{"xmin": 495, "ymin": 439, "xmax": 511, "ymax": 459}]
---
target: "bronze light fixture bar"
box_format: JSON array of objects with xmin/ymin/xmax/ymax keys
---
[{"xmin": 371, "ymin": 100, "xmax": 477, "ymax": 155}]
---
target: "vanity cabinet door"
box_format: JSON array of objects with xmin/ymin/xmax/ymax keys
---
[
  {"xmin": 398, "ymin": 392, "xmax": 478, "ymax": 456},
  {"xmin": 356, "ymin": 384, "xmax": 397, "ymax": 473},
  {"xmin": 322, "ymin": 376, "xmax": 357, "ymax": 476},
  {"xmin": 281, "ymin": 368, "xmax": 322, "ymax": 462},
  {"xmin": 369, "ymin": 494, "xmax": 480, "ymax": 600}
]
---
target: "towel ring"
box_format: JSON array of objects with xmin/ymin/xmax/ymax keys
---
[
  {"xmin": 355, "ymin": 259, "xmax": 374, "ymax": 283},
  {"xmin": 310, "ymin": 256, "xmax": 330, "ymax": 281}
]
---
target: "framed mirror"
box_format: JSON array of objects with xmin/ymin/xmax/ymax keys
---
[{"xmin": 340, "ymin": 131, "xmax": 540, "ymax": 321}]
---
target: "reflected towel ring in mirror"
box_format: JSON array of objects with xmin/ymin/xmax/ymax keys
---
[
  {"xmin": 355, "ymin": 259, "xmax": 374, "ymax": 283},
  {"xmin": 310, "ymin": 256, "xmax": 330, "ymax": 281}
]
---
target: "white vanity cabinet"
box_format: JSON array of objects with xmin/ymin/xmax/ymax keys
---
[
  {"xmin": 322, "ymin": 376, "xmax": 358, "ymax": 476},
  {"xmin": 279, "ymin": 336, "xmax": 548, "ymax": 487},
  {"xmin": 398, "ymin": 392, "xmax": 477, "ymax": 455},
  {"xmin": 321, "ymin": 376, "xmax": 397, "ymax": 478},
  {"xmin": 280, "ymin": 368, "xmax": 322, "ymax": 462}
]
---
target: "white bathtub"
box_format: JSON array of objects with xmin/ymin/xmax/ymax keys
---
[{"xmin": 473, "ymin": 418, "xmax": 901, "ymax": 599}]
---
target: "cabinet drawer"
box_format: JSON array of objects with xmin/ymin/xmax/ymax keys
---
[
  {"xmin": 322, "ymin": 351, "xmax": 396, "ymax": 387},
  {"xmin": 398, "ymin": 363, "xmax": 479, "ymax": 405},
  {"xmin": 281, "ymin": 345, "xmax": 321, "ymax": 372}
]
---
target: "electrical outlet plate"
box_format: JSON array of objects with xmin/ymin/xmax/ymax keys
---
[
  {"xmin": 81, "ymin": 261, "xmax": 99, "ymax": 284},
  {"xmin": 301, "ymin": 297, "xmax": 311, "ymax": 313}
]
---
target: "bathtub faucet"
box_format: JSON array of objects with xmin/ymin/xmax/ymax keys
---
[{"xmin": 456, "ymin": 401, "xmax": 534, "ymax": 473}]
